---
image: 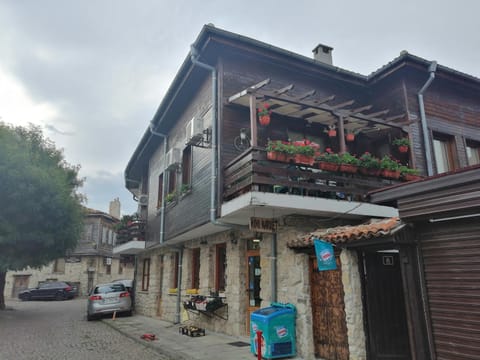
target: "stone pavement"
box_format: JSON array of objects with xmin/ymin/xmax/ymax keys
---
[{"xmin": 102, "ymin": 313, "xmax": 259, "ymax": 360}]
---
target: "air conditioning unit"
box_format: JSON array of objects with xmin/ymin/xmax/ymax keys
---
[
  {"xmin": 166, "ymin": 148, "xmax": 181, "ymax": 169},
  {"xmin": 185, "ymin": 117, "xmax": 204, "ymax": 144},
  {"xmin": 138, "ymin": 194, "xmax": 148, "ymax": 206}
]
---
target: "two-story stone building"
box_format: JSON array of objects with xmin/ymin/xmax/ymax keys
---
[{"xmin": 119, "ymin": 25, "xmax": 480, "ymax": 359}]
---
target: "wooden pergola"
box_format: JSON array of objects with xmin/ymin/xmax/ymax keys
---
[{"xmin": 228, "ymin": 79, "xmax": 410, "ymax": 153}]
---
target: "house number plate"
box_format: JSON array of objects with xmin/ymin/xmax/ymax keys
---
[{"xmin": 382, "ymin": 255, "xmax": 394, "ymax": 266}]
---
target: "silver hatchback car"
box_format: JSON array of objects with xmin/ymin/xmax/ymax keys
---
[{"xmin": 87, "ymin": 282, "xmax": 132, "ymax": 321}]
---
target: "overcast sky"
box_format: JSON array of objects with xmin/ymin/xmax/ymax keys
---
[{"xmin": 1, "ymin": 0, "xmax": 479, "ymax": 216}]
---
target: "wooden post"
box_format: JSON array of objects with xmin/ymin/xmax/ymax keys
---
[{"xmin": 338, "ymin": 115, "xmax": 346, "ymax": 154}]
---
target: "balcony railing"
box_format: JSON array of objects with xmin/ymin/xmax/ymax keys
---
[{"xmin": 223, "ymin": 147, "xmax": 401, "ymax": 203}]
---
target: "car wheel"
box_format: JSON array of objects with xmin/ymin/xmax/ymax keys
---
[
  {"xmin": 87, "ymin": 313, "xmax": 96, "ymax": 321},
  {"xmin": 55, "ymin": 292, "xmax": 65, "ymax": 301},
  {"xmin": 125, "ymin": 310, "xmax": 132, "ymax": 317},
  {"xmin": 20, "ymin": 294, "xmax": 30, "ymax": 301}
]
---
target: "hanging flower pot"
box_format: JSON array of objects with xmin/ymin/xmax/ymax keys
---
[
  {"xmin": 345, "ymin": 133, "xmax": 355, "ymax": 142},
  {"xmin": 328, "ymin": 129, "xmax": 337, "ymax": 137},
  {"xmin": 257, "ymin": 103, "xmax": 271, "ymax": 127},
  {"xmin": 392, "ymin": 138, "xmax": 410, "ymax": 153},
  {"xmin": 258, "ymin": 114, "xmax": 271, "ymax": 126}
]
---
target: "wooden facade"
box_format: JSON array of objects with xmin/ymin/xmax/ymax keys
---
[{"xmin": 122, "ymin": 25, "xmax": 480, "ymax": 359}]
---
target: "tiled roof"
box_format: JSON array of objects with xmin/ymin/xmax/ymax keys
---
[{"xmin": 288, "ymin": 217, "xmax": 402, "ymax": 248}]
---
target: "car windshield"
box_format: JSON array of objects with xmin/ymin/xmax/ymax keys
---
[{"xmin": 94, "ymin": 284, "xmax": 125, "ymax": 294}]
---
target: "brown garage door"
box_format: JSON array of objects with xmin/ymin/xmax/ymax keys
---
[{"xmin": 420, "ymin": 220, "xmax": 480, "ymax": 359}]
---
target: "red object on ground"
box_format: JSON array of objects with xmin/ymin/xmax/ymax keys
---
[{"xmin": 141, "ymin": 333, "xmax": 156, "ymax": 341}]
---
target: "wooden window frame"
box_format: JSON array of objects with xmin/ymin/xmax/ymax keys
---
[
  {"xmin": 433, "ymin": 133, "xmax": 456, "ymax": 173},
  {"xmin": 142, "ymin": 258, "xmax": 150, "ymax": 291},
  {"xmin": 215, "ymin": 243, "xmax": 227, "ymax": 292},
  {"xmin": 182, "ymin": 146, "xmax": 193, "ymax": 187},
  {"xmin": 191, "ymin": 248, "xmax": 200, "ymax": 289},
  {"xmin": 466, "ymin": 139, "xmax": 480, "ymax": 166}
]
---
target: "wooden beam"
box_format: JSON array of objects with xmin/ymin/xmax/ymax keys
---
[
  {"xmin": 295, "ymin": 89, "xmax": 316, "ymax": 100},
  {"xmin": 249, "ymin": 94, "xmax": 258, "ymax": 147},
  {"xmin": 312, "ymin": 95, "xmax": 335, "ymax": 105},
  {"xmin": 274, "ymin": 84, "xmax": 294, "ymax": 95},
  {"xmin": 351, "ymin": 105, "xmax": 373, "ymax": 114},
  {"xmin": 364, "ymin": 109, "xmax": 390, "ymax": 119},
  {"xmin": 227, "ymin": 79, "xmax": 270, "ymax": 103},
  {"xmin": 330, "ymin": 99, "xmax": 355, "ymax": 110}
]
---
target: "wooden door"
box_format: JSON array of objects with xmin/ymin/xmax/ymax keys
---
[
  {"xmin": 12, "ymin": 275, "xmax": 30, "ymax": 298},
  {"xmin": 309, "ymin": 255, "xmax": 349, "ymax": 360},
  {"xmin": 246, "ymin": 248, "xmax": 261, "ymax": 334},
  {"xmin": 363, "ymin": 251, "xmax": 410, "ymax": 359}
]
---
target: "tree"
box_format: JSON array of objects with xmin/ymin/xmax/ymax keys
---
[{"xmin": 0, "ymin": 123, "xmax": 85, "ymax": 309}]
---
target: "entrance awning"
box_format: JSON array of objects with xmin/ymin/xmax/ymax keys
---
[{"xmin": 288, "ymin": 217, "xmax": 405, "ymax": 250}]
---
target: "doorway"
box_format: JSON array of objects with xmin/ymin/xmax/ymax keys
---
[
  {"xmin": 362, "ymin": 250, "xmax": 410, "ymax": 359},
  {"xmin": 12, "ymin": 275, "xmax": 30, "ymax": 298},
  {"xmin": 246, "ymin": 239, "xmax": 261, "ymax": 334}
]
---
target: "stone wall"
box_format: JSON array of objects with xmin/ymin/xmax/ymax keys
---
[
  {"xmin": 5, "ymin": 256, "xmax": 134, "ymax": 299},
  {"xmin": 341, "ymin": 250, "xmax": 367, "ymax": 360}
]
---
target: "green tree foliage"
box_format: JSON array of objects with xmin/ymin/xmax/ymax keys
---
[{"xmin": 0, "ymin": 123, "xmax": 85, "ymax": 309}]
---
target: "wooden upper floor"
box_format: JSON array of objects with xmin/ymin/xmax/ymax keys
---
[{"xmin": 123, "ymin": 25, "xmax": 480, "ymax": 245}]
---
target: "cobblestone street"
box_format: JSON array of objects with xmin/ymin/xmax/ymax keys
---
[{"xmin": 0, "ymin": 298, "xmax": 170, "ymax": 360}]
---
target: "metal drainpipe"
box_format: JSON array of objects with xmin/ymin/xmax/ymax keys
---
[
  {"xmin": 174, "ymin": 246, "xmax": 184, "ymax": 324},
  {"xmin": 149, "ymin": 124, "xmax": 167, "ymax": 244},
  {"xmin": 190, "ymin": 46, "xmax": 241, "ymax": 229},
  {"xmin": 271, "ymin": 233, "xmax": 277, "ymax": 302},
  {"xmin": 418, "ymin": 61, "xmax": 437, "ymax": 176}
]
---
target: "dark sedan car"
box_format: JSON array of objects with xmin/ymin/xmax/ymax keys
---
[{"xmin": 18, "ymin": 281, "xmax": 76, "ymax": 301}]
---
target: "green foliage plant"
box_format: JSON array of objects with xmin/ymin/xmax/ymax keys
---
[
  {"xmin": 339, "ymin": 152, "xmax": 360, "ymax": 166},
  {"xmin": 317, "ymin": 148, "xmax": 341, "ymax": 164},
  {"xmin": 380, "ymin": 155, "xmax": 401, "ymax": 171},
  {"xmin": 0, "ymin": 123, "xmax": 84, "ymax": 309},
  {"xmin": 359, "ymin": 152, "xmax": 381, "ymax": 169}
]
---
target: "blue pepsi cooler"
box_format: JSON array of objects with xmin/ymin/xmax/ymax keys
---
[{"xmin": 250, "ymin": 303, "xmax": 296, "ymax": 359}]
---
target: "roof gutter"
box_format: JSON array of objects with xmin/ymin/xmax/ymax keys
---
[{"xmin": 418, "ymin": 61, "xmax": 437, "ymax": 176}]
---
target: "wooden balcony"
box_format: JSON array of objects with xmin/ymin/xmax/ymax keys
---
[{"xmin": 223, "ymin": 147, "xmax": 401, "ymax": 204}]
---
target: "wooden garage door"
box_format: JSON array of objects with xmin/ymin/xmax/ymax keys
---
[
  {"xmin": 421, "ymin": 220, "xmax": 480, "ymax": 359},
  {"xmin": 309, "ymin": 255, "xmax": 349, "ymax": 360}
]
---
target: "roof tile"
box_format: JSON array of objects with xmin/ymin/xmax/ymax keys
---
[{"xmin": 288, "ymin": 217, "xmax": 401, "ymax": 248}]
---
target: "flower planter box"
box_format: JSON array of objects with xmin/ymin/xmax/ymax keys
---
[
  {"xmin": 339, "ymin": 164, "xmax": 358, "ymax": 174},
  {"xmin": 381, "ymin": 169, "xmax": 401, "ymax": 179},
  {"xmin": 294, "ymin": 154, "xmax": 315, "ymax": 166},
  {"xmin": 359, "ymin": 167, "xmax": 382, "ymax": 176},
  {"xmin": 318, "ymin": 161, "xmax": 339, "ymax": 172},
  {"xmin": 402, "ymin": 174, "xmax": 422, "ymax": 181},
  {"xmin": 267, "ymin": 151, "xmax": 294, "ymax": 163}
]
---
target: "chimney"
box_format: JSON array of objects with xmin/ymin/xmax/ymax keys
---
[
  {"xmin": 109, "ymin": 197, "xmax": 121, "ymax": 219},
  {"xmin": 312, "ymin": 43, "xmax": 333, "ymax": 65}
]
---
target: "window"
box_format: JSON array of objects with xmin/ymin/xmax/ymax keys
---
[
  {"xmin": 142, "ymin": 258, "xmax": 150, "ymax": 291},
  {"xmin": 433, "ymin": 133, "xmax": 456, "ymax": 173},
  {"xmin": 191, "ymin": 248, "xmax": 200, "ymax": 289},
  {"xmin": 171, "ymin": 252, "xmax": 179, "ymax": 289},
  {"xmin": 53, "ymin": 258, "xmax": 65, "ymax": 273},
  {"xmin": 215, "ymin": 243, "xmax": 227, "ymax": 292},
  {"xmin": 168, "ymin": 169, "xmax": 177, "ymax": 195},
  {"xmin": 182, "ymin": 146, "xmax": 192, "ymax": 188},
  {"xmin": 466, "ymin": 140, "xmax": 480, "ymax": 166},
  {"xmin": 157, "ymin": 174, "xmax": 164, "ymax": 208}
]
